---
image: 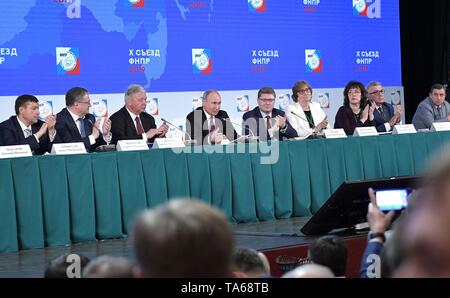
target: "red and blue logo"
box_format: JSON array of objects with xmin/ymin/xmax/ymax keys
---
[
  {"xmin": 248, "ymin": 0, "xmax": 266, "ymax": 13},
  {"xmin": 305, "ymin": 49, "xmax": 322, "ymax": 73},
  {"xmin": 353, "ymin": 0, "xmax": 368, "ymax": 16},
  {"xmin": 56, "ymin": 47, "xmax": 80, "ymax": 75},
  {"xmin": 192, "ymin": 49, "xmax": 212, "ymax": 74},
  {"xmin": 128, "ymin": 0, "xmax": 144, "ymax": 8}
]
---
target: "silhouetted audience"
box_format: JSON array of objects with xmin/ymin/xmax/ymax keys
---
[
  {"xmin": 232, "ymin": 247, "xmax": 271, "ymax": 277},
  {"xmin": 44, "ymin": 253, "xmax": 90, "ymax": 278},
  {"xmin": 82, "ymin": 255, "xmax": 134, "ymax": 278},
  {"xmin": 132, "ymin": 199, "xmax": 234, "ymax": 278}
]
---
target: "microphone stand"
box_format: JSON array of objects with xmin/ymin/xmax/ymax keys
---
[{"xmin": 161, "ymin": 118, "xmax": 196, "ymax": 146}]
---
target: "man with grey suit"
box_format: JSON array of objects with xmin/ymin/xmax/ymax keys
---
[{"xmin": 412, "ymin": 84, "xmax": 448, "ymax": 130}]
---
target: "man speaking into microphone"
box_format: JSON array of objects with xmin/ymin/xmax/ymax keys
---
[
  {"xmin": 242, "ymin": 87, "xmax": 297, "ymax": 141},
  {"xmin": 186, "ymin": 90, "xmax": 238, "ymax": 145},
  {"xmin": 109, "ymin": 84, "xmax": 169, "ymax": 145}
]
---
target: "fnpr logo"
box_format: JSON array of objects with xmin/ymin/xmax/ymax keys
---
[
  {"xmin": 353, "ymin": 0, "xmax": 381, "ymax": 18},
  {"xmin": 192, "ymin": 49, "xmax": 212, "ymax": 74},
  {"xmin": 56, "ymin": 47, "xmax": 80, "ymax": 75},
  {"xmin": 128, "ymin": 0, "xmax": 144, "ymax": 7},
  {"xmin": 248, "ymin": 0, "xmax": 266, "ymax": 12},
  {"xmin": 305, "ymin": 49, "xmax": 322, "ymax": 73}
]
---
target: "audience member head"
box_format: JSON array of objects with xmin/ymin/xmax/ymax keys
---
[
  {"xmin": 343, "ymin": 80, "xmax": 367, "ymax": 108},
  {"xmin": 124, "ymin": 84, "xmax": 147, "ymax": 115},
  {"xmin": 202, "ymin": 90, "xmax": 221, "ymax": 117},
  {"xmin": 65, "ymin": 87, "xmax": 90, "ymax": 117},
  {"xmin": 282, "ymin": 263, "xmax": 335, "ymax": 278},
  {"xmin": 231, "ymin": 247, "xmax": 270, "ymax": 277},
  {"xmin": 292, "ymin": 80, "xmax": 312, "ymax": 104},
  {"xmin": 132, "ymin": 198, "xmax": 234, "ymax": 278},
  {"xmin": 308, "ymin": 235, "xmax": 348, "ymax": 277},
  {"xmin": 44, "ymin": 253, "xmax": 90, "ymax": 278},
  {"xmin": 14, "ymin": 94, "xmax": 40, "ymax": 126},
  {"xmin": 428, "ymin": 83, "xmax": 447, "ymax": 107},
  {"xmin": 257, "ymin": 87, "xmax": 276, "ymax": 114},
  {"xmin": 82, "ymin": 255, "xmax": 134, "ymax": 278}
]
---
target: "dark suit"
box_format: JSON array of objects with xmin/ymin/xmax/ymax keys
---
[
  {"xmin": 109, "ymin": 106, "xmax": 157, "ymax": 145},
  {"xmin": 0, "ymin": 116, "xmax": 51, "ymax": 155},
  {"xmin": 373, "ymin": 103, "xmax": 394, "ymax": 132},
  {"xmin": 186, "ymin": 107, "xmax": 239, "ymax": 145},
  {"xmin": 334, "ymin": 106, "xmax": 375, "ymax": 135},
  {"xmin": 54, "ymin": 107, "xmax": 105, "ymax": 152},
  {"xmin": 242, "ymin": 107, "xmax": 298, "ymax": 141}
]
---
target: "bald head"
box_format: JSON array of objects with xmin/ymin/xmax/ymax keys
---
[{"xmin": 282, "ymin": 264, "xmax": 335, "ymax": 278}]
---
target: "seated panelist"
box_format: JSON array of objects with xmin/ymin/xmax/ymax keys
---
[
  {"xmin": 0, "ymin": 94, "xmax": 55, "ymax": 155},
  {"xmin": 109, "ymin": 84, "xmax": 168, "ymax": 145},
  {"xmin": 54, "ymin": 87, "xmax": 111, "ymax": 152}
]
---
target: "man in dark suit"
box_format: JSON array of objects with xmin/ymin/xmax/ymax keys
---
[
  {"xmin": 367, "ymin": 81, "xmax": 401, "ymax": 132},
  {"xmin": 109, "ymin": 84, "xmax": 168, "ymax": 145},
  {"xmin": 186, "ymin": 90, "xmax": 239, "ymax": 145},
  {"xmin": 242, "ymin": 87, "xmax": 297, "ymax": 141},
  {"xmin": 0, "ymin": 94, "xmax": 56, "ymax": 154},
  {"xmin": 54, "ymin": 87, "xmax": 112, "ymax": 152}
]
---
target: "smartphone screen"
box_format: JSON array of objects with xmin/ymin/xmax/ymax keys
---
[{"xmin": 375, "ymin": 189, "xmax": 408, "ymax": 211}]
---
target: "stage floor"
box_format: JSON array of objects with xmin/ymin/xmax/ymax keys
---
[{"xmin": 0, "ymin": 217, "xmax": 367, "ymax": 277}]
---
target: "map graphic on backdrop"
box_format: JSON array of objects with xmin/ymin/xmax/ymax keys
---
[
  {"xmin": 0, "ymin": 0, "xmax": 400, "ymax": 95},
  {"xmin": 0, "ymin": 0, "xmax": 403, "ymax": 129}
]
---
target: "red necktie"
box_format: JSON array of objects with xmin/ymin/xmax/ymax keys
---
[
  {"xmin": 209, "ymin": 117, "xmax": 216, "ymax": 132},
  {"xmin": 135, "ymin": 116, "xmax": 145, "ymax": 134},
  {"xmin": 266, "ymin": 115, "xmax": 271, "ymax": 129}
]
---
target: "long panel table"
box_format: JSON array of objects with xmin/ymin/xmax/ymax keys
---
[{"xmin": 1, "ymin": 131, "xmax": 449, "ymax": 253}]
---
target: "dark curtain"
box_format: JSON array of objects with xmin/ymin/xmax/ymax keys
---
[{"xmin": 400, "ymin": 0, "xmax": 449, "ymax": 123}]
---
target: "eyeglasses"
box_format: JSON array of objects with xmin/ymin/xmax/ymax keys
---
[
  {"xmin": 78, "ymin": 101, "xmax": 91, "ymax": 105},
  {"xmin": 369, "ymin": 89, "xmax": 385, "ymax": 95},
  {"xmin": 298, "ymin": 88, "xmax": 312, "ymax": 95},
  {"xmin": 259, "ymin": 98, "xmax": 275, "ymax": 103}
]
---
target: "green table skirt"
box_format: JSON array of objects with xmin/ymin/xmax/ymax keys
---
[{"xmin": 1, "ymin": 131, "xmax": 450, "ymax": 252}]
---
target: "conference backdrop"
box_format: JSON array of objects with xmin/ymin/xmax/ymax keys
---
[{"xmin": 0, "ymin": 0, "xmax": 403, "ymax": 135}]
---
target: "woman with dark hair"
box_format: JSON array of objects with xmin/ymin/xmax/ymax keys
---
[
  {"xmin": 285, "ymin": 80, "xmax": 329, "ymax": 138},
  {"xmin": 334, "ymin": 81, "xmax": 375, "ymax": 135}
]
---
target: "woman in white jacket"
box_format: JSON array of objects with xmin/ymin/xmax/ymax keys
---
[{"xmin": 285, "ymin": 80, "xmax": 329, "ymax": 138}]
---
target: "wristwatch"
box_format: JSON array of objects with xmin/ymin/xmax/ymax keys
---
[{"xmin": 368, "ymin": 231, "xmax": 386, "ymax": 243}]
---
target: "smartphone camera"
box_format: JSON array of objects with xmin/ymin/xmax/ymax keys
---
[{"xmin": 375, "ymin": 189, "xmax": 409, "ymax": 212}]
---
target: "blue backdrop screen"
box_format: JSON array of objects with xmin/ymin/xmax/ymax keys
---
[{"xmin": 0, "ymin": 0, "xmax": 401, "ymax": 96}]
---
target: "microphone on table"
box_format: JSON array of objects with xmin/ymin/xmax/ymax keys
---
[
  {"xmin": 161, "ymin": 118, "xmax": 196, "ymax": 145},
  {"xmin": 88, "ymin": 119, "xmax": 115, "ymax": 151},
  {"xmin": 290, "ymin": 111, "xmax": 309, "ymax": 123},
  {"xmin": 217, "ymin": 117, "xmax": 259, "ymax": 143},
  {"xmin": 289, "ymin": 111, "xmax": 324, "ymax": 139}
]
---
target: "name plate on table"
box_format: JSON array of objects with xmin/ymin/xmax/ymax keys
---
[
  {"xmin": 392, "ymin": 124, "xmax": 417, "ymax": 134},
  {"xmin": 353, "ymin": 127, "xmax": 379, "ymax": 137},
  {"xmin": 323, "ymin": 129, "xmax": 347, "ymax": 139},
  {"xmin": 51, "ymin": 143, "xmax": 87, "ymax": 155},
  {"xmin": 152, "ymin": 138, "xmax": 185, "ymax": 149},
  {"xmin": 116, "ymin": 139, "xmax": 149, "ymax": 151},
  {"xmin": 431, "ymin": 122, "xmax": 450, "ymax": 132},
  {"xmin": 0, "ymin": 145, "xmax": 32, "ymax": 159}
]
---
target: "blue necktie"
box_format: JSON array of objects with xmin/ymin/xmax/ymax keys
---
[{"xmin": 79, "ymin": 118, "xmax": 86, "ymax": 138}]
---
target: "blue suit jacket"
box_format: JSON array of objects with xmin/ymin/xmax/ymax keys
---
[
  {"xmin": 54, "ymin": 107, "xmax": 105, "ymax": 152},
  {"xmin": 359, "ymin": 241, "xmax": 384, "ymax": 278},
  {"xmin": 0, "ymin": 116, "xmax": 51, "ymax": 155},
  {"xmin": 242, "ymin": 107, "xmax": 297, "ymax": 141},
  {"xmin": 373, "ymin": 103, "xmax": 394, "ymax": 132}
]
